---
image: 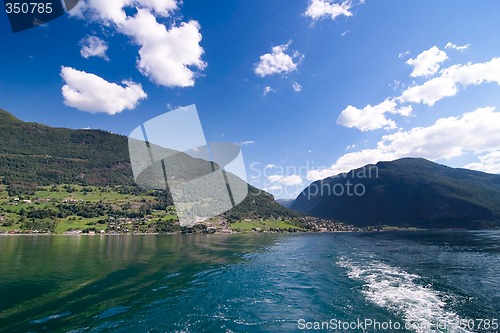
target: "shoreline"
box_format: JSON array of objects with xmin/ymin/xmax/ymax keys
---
[{"xmin": 2, "ymin": 228, "xmax": 498, "ymax": 237}]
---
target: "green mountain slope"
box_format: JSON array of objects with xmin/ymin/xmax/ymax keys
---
[
  {"xmin": 291, "ymin": 158, "xmax": 500, "ymax": 229},
  {"xmin": 0, "ymin": 108, "xmax": 133, "ymax": 187},
  {"xmin": 0, "ymin": 108, "xmax": 300, "ymax": 222}
]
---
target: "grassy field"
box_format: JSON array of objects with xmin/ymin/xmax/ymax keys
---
[{"xmin": 0, "ymin": 184, "xmax": 167, "ymax": 234}]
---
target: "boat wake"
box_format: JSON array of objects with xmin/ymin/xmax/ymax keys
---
[{"xmin": 337, "ymin": 257, "xmax": 471, "ymax": 333}]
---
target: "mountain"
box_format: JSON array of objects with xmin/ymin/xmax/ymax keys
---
[
  {"xmin": 276, "ymin": 199, "xmax": 295, "ymax": 208},
  {"xmin": 291, "ymin": 158, "xmax": 500, "ymax": 229},
  {"xmin": 0, "ymin": 108, "xmax": 133, "ymax": 187},
  {"xmin": 0, "ymin": 108, "xmax": 300, "ymax": 222}
]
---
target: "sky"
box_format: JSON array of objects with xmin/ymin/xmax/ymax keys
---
[{"xmin": 1, "ymin": 0, "xmax": 500, "ymax": 199}]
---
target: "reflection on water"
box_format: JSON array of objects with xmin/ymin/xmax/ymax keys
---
[
  {"xmin": 0, "ymin": 231, "xmax": 498, "ymax": 333},
  {"xmin": 0, "ymin": 234, "xmax": 282, "ymax": 332}
]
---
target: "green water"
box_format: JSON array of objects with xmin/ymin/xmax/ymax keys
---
[
  {"xmin": 1, "ymin": 232, "xmax": 499, "ymax": 332},
  {"xmin": 0, "ymin": 234, "xmax": 282, "ymax": 332}
]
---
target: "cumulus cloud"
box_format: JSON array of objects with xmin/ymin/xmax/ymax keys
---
[
  {"xmin": 255, "ymin": 42, "xmax": 304, "ymax": 77},
  {"xmin": 400, "ymin": 57, "xmax": 500, "ymax": 105},
  {"xmin": 337, "ymin": 99, "xmax": 412, "ymax": 131},
  {"xmin": 80, "ymin": 36, "xmax": 109, "ymax": 60},
  {"xmin": 304, "ymin": 0, "xmax": 353, "ymax": 21},
  {"xmin": 406, "ymin": 46, "xmax": 448, "ymax": 77},
  {"xmin": 399, "ymin": 76, "xmax": 458, "ymax": 106},
  {"xmin": 465, "ymin": 151, "xmax": 500, "ymax": 174},
  {"xmin": 71, "ymin": 0, "xmax": 205, "ymax": 88},
  {"xmin": 445, "ymin": 42, "xmax": 470, "ymax": 52},
  {"xmin": 310, "ymin": 107, "xmax": 500, "ymax": 180},
  {"xmin": 292, "ymin": 82, "xmax": 302, "ymax": 92},
  {"xmin": 263, "ymin": 86, "xmax": 274, "ymax": 96},
  {"xmin": 60, "ymin": 66, "xmax": 147, "ymax": 115}
]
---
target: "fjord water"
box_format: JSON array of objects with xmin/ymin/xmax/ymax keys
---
[{"xmin": 0, "ymin": 232, "xmax": 499, "ymax": 332}]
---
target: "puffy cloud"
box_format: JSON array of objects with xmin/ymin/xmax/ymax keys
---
[
  {"xmin": 279, "ymin": 175, "xmax": 303, "ymax": 186},
  {"xmin": 121, "ymin": 11, "xmax": 206, "ymax": 87},
  {"xmin": 255, "ymin": 42, "xmax": 303, "ymax": 77},
  {"xmin": 400, "ymin": 57, "xmax": 500, "ymax": 105},
  {"xmin": 71, "ymin": 0, "xmax": 205, "ymax": 88},
  {"xmin": 465, "ymin": 151, "xmax": 500, "ymax": 174},
  {"xmin": 304, "ymin": 0, "xmax": 353, "ymax": 21},
  {"xmin": 445, "ymin": 42, "xmax": 470, "ymax": 52},
  {"xmin": 337, "ymin": 99, "xmax": 412, "ymax": 131},
  {"xmin": 263, "ymin": 86, "xmax": 274, "ymax": 96},
  {"xmin": 70, "ymin": 0, "xmax": 131, "ymax": 23},
  {"xmin": 406, "ymin": 46, "xmax": 448, "ymax": 77},
  {"xmin": 137, "ymin": 0, "xmax": 177, "ymax": 16},
  {"xmin": 79, "ymin": 36, "xmax": 109, "ymax": 60},
  {"xmin": 310, "ymin": 107, "xmax": 500, "ymax": 180},
  {"xmin": 442, "ymin": 58, "xmax": 500, "ymax": 86},
  {"xmin": 292, "ymin": 81, "xmax": 302, "ymax": 92},
  {"xmin": 60, "ymin": 66, "xmax": 147, "ymax": 115},
  {"xmin": 399, "ymin": 76, "xmax": 458, "ymax": 106}
]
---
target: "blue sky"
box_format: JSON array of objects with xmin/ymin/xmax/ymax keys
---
[{"xmin": 1, "ymin": 0, "xmax": 500, "ymax": 198}]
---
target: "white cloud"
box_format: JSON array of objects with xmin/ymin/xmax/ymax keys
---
[
  {"xmin": 398, "ymin": 51, "xmax": 410, "ymax": 59},
  {"xmin": 442, "ymin": 58, "xmax": 500, "ymax": 86},
  {"xmin": 255, "ymin": 42, "xmax": 303, "ymax": 77},
  {"xmin": 292, "ymin": 81, "xmax": 302, "ymax": 92},
  {"xmin": 310, "ymin": 107, "xmax": 500, "ymax": 180},
  {"xmin": 239, "ymin": 140, "xmax": 255, "ymax": 146},
  {"xmin": 268, "ymin": 175, "xmax": 284, "ymax": 183},
  {"xmin": 445, "ymin": 42, "xmax": 470, "ymax": 52},
  {"xmin": 304, "ymin": 0, "xmax": 353, "ymax": 21},
  {"xmin": 121, "ymin": 11, "xmax": 206, "ymax": 87},
  {"xmin": 465, "ymin": 151, "xmax": 500, "ymax": 174},
  {"xmin": 337, "ymin": 98, "xmax": 412, "ymax": 131},
  {"xmin": 399, "ymin": 76, "xmax": 458, "ymax": 106},
  {"xmin": 279, "ymin": 175, "xmax": 303, "ymax": 186},
  {"xmin": 137, "ymin": 0, "xmax": 177, "ymax": 16},
  {"xmin": 267, "ymin": 174, "xmax": 303, "ymax": 186},
  {"xmin": 263, "ymin": 86, "xmax": 274, "ymax": 96},
  {"xmin": 71, "ymin": 1, "xmax": 205, "ymax": 88},
  {"xmin": 406, "ymin": 46, "xmax": 448, "ymax": 77},
  {"xmin": 268, "ymin": 185, "xmax": 282, "ymax": 192},
  {"xmin": 400, "ymin": 57, "xmax": 500, "ymax": 106},
  {"xmin": 265, "ymin": 164, "xmax": 277, "ymax": 169},
  {"xmin": 60, "ymin": 66, "xmax": 147, "ymax": 115},
  {"xmin": 80, "ymin": 36, "xmax": 109, "ymax": 60}
]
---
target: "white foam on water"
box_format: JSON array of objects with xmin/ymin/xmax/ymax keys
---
[{"xmin": 337, "ymin": 257, "xmax": 471, "ymax": 333}]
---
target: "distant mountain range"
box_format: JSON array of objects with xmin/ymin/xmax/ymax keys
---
[
  {"xmin": 276, "ymin": 199, "xmax": 295, "ymax": 208},
  {"xmin": 291, "ymin": 158, "xmax": 500, "ymax": 229},
  {"xmin": 0, "ymin": 108, "xmax": 299, "ymax": 222}
]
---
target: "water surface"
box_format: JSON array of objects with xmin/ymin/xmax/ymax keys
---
[{"xmin": 0, "ymin": 231, "xmax": 499, "ymax": 332}]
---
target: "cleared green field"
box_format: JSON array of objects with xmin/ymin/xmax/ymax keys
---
[
  {"xmin": 230, "ymin": 220, "xmax": 303, "ymax": 232},
  {"xmin": 54, "ymin": 216, "xmax": 108, "ymax": 234},
  {"xmin": 0, "ymin": 185, "xmax": 172, "ymax": 234}
]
